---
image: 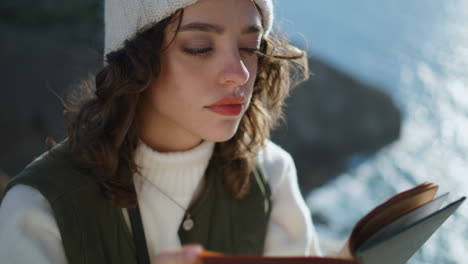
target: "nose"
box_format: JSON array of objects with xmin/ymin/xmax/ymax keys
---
[{"xmin": 218, "ymin": 50, "xmax": 250, "ymax": 87}]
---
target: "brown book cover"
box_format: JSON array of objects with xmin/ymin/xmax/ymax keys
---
[{"xmin": 202, "ymin": 255, "xmax": 358, "ymax": 264}]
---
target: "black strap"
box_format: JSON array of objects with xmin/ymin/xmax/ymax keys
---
[{"xmin": 128, "ymin": 206, "xmax": 151, "ymax": 264}]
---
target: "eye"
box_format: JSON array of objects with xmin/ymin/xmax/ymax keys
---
[
  {"xmin": 183, "ymin": 47, "xmax": 213, "ymax": 56},
  {"xmin": 240, "ymin": 48, "xmax": 260, "ymax": 57}
]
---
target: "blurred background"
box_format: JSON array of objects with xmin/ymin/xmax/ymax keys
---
[{"xmin": 0, "ymin": 0, "xmax": 467, "ymax": 263}]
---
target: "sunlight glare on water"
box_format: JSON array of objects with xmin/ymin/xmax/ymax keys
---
[{"xmin": 276, "ymin": 0, "xmax": 468, "ymax": 263}]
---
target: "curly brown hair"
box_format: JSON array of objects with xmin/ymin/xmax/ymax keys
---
[{"xmin": 65, "ymin": 10, "xmax": 309, "ymax": 208}]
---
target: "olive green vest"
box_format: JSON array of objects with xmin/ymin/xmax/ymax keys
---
[{"xmin": 6, "ymin": 142, "xmax": 271, "ymax": 264}]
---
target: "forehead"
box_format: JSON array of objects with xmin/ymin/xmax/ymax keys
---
[{"xmin": 181, "ymin": 0, "xmax": 262, "ymax": 30}]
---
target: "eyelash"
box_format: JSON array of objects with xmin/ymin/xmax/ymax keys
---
[
  {"xmin": 183, "ymin": 47, "xmax": 260, "ymax": 57},
  {"xmin": 183, "ymin": 47, "xmax": 212, "ymax": 56}
]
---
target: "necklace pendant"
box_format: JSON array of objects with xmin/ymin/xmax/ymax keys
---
[{"xmin": 182, "ymin": 214, "xmax": 194, "ymax": 231}]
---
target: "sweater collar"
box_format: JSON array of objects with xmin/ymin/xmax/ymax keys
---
[{"xmin": 133, "ymin": 140, "xmax": 215, "ymax": 186}]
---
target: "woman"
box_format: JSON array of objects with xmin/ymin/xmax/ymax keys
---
[{"xmin": 0, "ymin": 0, "xmax": 322, "ymax": 263}]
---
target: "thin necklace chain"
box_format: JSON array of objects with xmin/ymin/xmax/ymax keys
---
[
  {"xmin": 135, "ymin": 174, "xmax": 196, "ymax": 231},
  {"xmin": 136, "ymin": 174, "xmax": 188, "ymax": 213}
]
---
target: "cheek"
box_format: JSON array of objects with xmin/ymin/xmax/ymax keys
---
[
  {"xmin": 168, "ymin": 56, "xmax": 214, "ymax": 91},
  {"xmin": 149, "ymin": 56, "xmax": 212, "ymax": 119},
  {"xmin": 245, "ymin": 54, "xmax": 259, "ymax": 78},
  {"xmin": 246, "ymin": 58, "xmax": 258, "ymax": 90},
  {"xmin": 155, "ymin": 55, "xmax": 203, "ymax": 96}
]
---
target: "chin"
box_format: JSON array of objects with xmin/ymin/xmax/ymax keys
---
[
  {"xmin": 203, "ymin": 124, "xmax": 241, "ymax": 143},
  {"xmin": 203, "ymin": 131, "xmax": 237, "ymax": 143},
  {"xmin": 196, "ymin": 118, "xmax": 243, "ymax": 142}
]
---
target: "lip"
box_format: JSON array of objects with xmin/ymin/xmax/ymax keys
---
[{"xmin": 205, "ymin": 96, "xmax": 245, "ymax": 116}]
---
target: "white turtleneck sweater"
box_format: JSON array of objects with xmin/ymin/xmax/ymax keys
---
[{"xmin": 0, "ymin": 140, "xmax": 322, "ymax": 263}]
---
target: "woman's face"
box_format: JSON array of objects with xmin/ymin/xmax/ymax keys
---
[{"xmin": 139, "ymin": 0, "xmax": 262, "ymax": 151}]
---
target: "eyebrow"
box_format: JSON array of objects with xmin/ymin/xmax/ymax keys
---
[{"xmin": 178, "ymin": 22, "xmax": 263, "ymax": 35}]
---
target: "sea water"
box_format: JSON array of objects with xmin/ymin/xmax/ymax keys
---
[{"xmin": 276, "ymin": 1, "xmax": 468, "ymax": 263}]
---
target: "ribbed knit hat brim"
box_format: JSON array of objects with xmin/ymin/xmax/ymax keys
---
[{"xmin": 104, "ymin": 0, "xmax": 273, "ymax": 56}]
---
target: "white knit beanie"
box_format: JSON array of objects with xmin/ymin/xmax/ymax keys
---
[{"xmin": 104, "ymin": 0, "xmax": 274, "ymax": 56}]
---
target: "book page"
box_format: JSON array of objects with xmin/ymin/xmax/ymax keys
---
[
  {"xmin": 358, "ymin": 192, "xmax": 449, "ymax": 251},
  {"xmin": 349, "ymin": 183, "xmax": 439, "ymax": 253}
]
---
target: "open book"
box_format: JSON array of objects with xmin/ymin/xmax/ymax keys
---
[{"xmin": 201, "ymin": 183, "xmax": 465, "ymax": 264}]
